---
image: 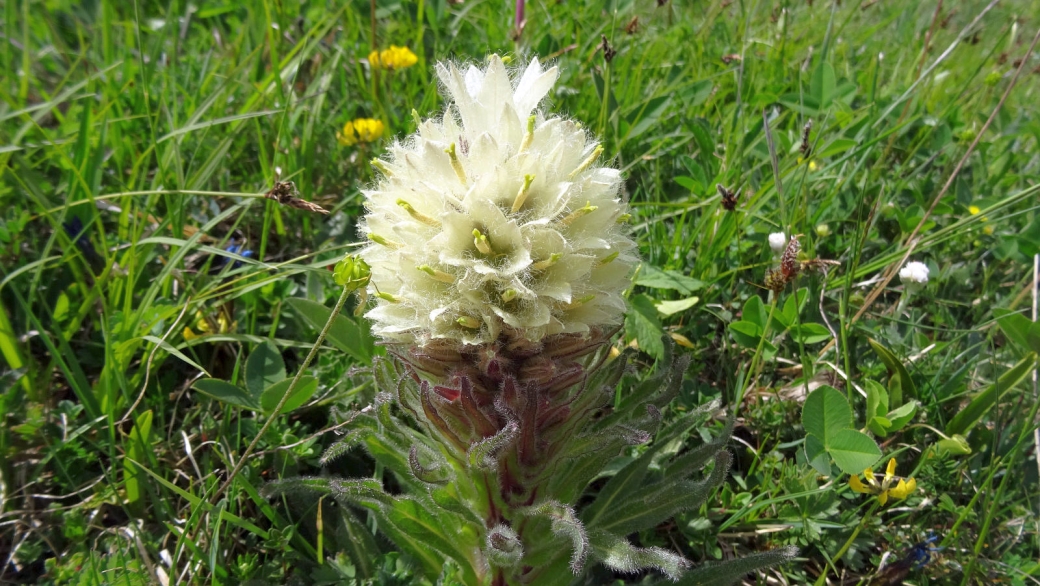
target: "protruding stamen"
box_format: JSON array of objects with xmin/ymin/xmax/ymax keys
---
[
  {"xmin": 456, "ymin": 316, "xmax": 481, "ymax": 329},
  {"xmin": 531, "ymin": 252, "xmax": 562, "ymax": 270},
  {"xmin": 501, "ymin": 288, "xmax": 518, "ymax": 303},
  {"xmin": 519, "ymin": 116, "xmax": 536, "ymax": 152},
  {"xmin": 616, "ymin": 213, "xmax": 632, "ymax": 224},
  {"xmin": 569, "ymin": 145, "xmax": 604, "ymax": 178},
  {"xmin": 376, "ymin": 291, "xmax": 401, "ymax": 303},
  {"xmin": 560, "ymin": 201, "xmax": 598, "ymax": 226},
  {"xmin": 368, "ymin": 233, "xmax": 402, "ymax": 249},
  {"xmin": 445, "ymin": 142, "xmax": 467, "ymax": 184},
  {"xmin": 417, "ymin": 264, "xmax": 455, "ymax": 283},
  {"xmin": 371, "ymin": 159, "xmax": 392, "ymax": 177},
  {"xmin": 472, "ymin": 229, "xmax": 492, "ymax": 254},
  {"xmin": 511, "ymin": 174, "xmax": 535, "ymax": 213},
  {"xmin": 397, "ymin": 199, "xmax": 440, "ymax": 226},
  {"xmin": 598, "ymin": 251, "xmax": 619, "ymax": 266}
]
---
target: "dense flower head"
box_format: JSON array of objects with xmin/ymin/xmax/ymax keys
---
[
  {"xmin": 368, "ymin": 45, "xmax": 418, "ymax": 70},
  {"xmin": 359, "ymin": 55, "xmax": 637, "ymax": 347},
  {"xmin": 898, "ymin": 260, "xmax": 929, "ymax": 290},
  {"xmin": 768, "ymin": 232, "xmax": 787, "ymax": 254},
  {"xmin": 337, "ymin": 118, "xmax": 384, "ymax": 146}
]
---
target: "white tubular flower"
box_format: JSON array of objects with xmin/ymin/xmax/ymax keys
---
[
  {"xmin": 768, "ymin": 232, "xmax": 787, "ymax": 254},
  {"xmin": 359, "ymin": 55, "xmax": 637, "ymax": 347},
  {"xmin": 898, "ymin": 261, "xmax": 929, "ymax": 290}
]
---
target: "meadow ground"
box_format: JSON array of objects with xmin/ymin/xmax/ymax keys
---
[{"xmin": 2, "ymin": 0, "xmax": 1040, "ymax": 584}]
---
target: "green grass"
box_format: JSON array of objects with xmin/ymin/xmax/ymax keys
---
[{"xmin": 3, "ymin": 0, "xmax": 1040, "ymax": 583}]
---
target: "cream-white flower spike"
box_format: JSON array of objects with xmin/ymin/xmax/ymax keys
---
[{"xmin": 359, "ymin": 55, "xmax": 637, "ymax": 347}]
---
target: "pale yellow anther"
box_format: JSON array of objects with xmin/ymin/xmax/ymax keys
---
[
  {"xmin": 561, "ymin": 201, "xmax": 598, "ymax": 226},
  {"xmin": 417, "ymin": 264, "xmax": 455, "ymax": 283},
  {"xmin": 511, "ymin": 174, "xmax": 536, "ymax": 213},
  {"xmin": 472, "ymin": 229, "xmax": 492, "ymax": 254},
  {"xmin": 531, "ymin": 252, "xmax": 562, "ymax": 271},
  {"xmin": 501, "ymin": 288, "xmax": 518, "ymax": 303},
  {"xmin": 520, "ymin": 116, "xmax": 536, "ymax": 152},
  {"xmin": 376, "ymin": 291, "xmax": 401, "ymax": 303},
  {"xmin": 397, "ymin": 199, "xmax": 440, "ymax": 227},
  {"xmin": 411, "ymin": 109, "xmax": 421, "ymax": 127},
  {"xmin": 616, "ymin": 213, "xmax": 632, "ymax": 224},
  {"xmin": 569, "ymin": 145, "xmax": 604, "ymax": 178},
  {"xmin": 598, "ymin": 251, "xmax": 619, "ymax": 266},
  {"xmin": 456, "ymin": 316, "xmax": 481, "ymax": 329},
  {"xmin": 445, "ymin": 142, "xmax": 467, "ymax": 184},
  {"xmin": 368, "ymin": 233, "xmax": 402, "ymax": 249},
  {"xmin": 371, "ymin": 159, "xmax": 393, "ymax": 177}
]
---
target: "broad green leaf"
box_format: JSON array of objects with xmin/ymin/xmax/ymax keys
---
[
  {"xmin": 625, "ymin": 294, "xmax": 665, "ymax": 360},
  {"xmin": 935, "ymin": 434, "xmax": 972, "ymax": 456},
  {"xmin": 886, "ymin": 400, "xmax": 918, "ymax": 431},
  {"xmin": 287, "ymin": 297, "xmax": 374, "ymax": 364},
  {"xmin": 802, "ymin": 386, "xmax": 852, "ymax": 444},
  {"xmin": 946, "ymin": 353, "xmax": 1037, "ymax": 436},
  {"xmin": 811, "ymin": 61, "xmax": 836, "ymax": 108},
  {"xmin": 742, "ymin": 295, "xmax": 768, "ymax": 330},
  {"xmin": 868, "ymin": 338, "xmax": 917, "ymax": 407},
  {"xmin": 868, "ymin": 416, "xmax": 892, "ymax": 437},
  {"xmin": 655, "ymin": 296, "xmax": 699, "ymax": 316},
  {"xmin": 826, "ymin": 429, "xmax": 881, "ymax": 474},
  {"xmin": 261, "ymin": 376, "xmax": 319, "ymax": 415},
  {"xmin": 245, "ymin": 340, "xmax": 285, "ymax": 397},
  {"xmin": 773, "ymin": 288, "xmax": 809, "ymax": 329},
  {"xmin": 804, "ymin": 434, "xmax": 830, "ymax": 476},
  {"xmin": 994, "ymin": 309, "xmax": 1040, "ymax": 355},
  {"xmin": 864, "ymin": 379, "xmax": 888, "ymax": 422},
  {"xmin": 728, "ymin": 320, "xmax": 762, "ymax": 348},
  {"xmin": 789, "ymin": 323, "xmax": 831, "ymax": 344},
  {"xmin": 634, "ymin": 265, "xmax": 704, "ymax": 295},
  {"xmin": 124, "ymin": 410, "xmax": 154, "ymax": 506},
  {"xmin": 193, "ymin": 378, "xmax": 259, "ymax": 410}
]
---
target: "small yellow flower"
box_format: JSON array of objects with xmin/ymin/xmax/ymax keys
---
[
  {"xmin": 967, "ymin": 204, "xmax": 993, "ymax": 234},
  {"xmin": 368, "ymin": 45, "xmax": 418, "ymax": 70},
  {"xmin": 848, "ymin": 458, "xmax": 917, "ymax": 506},
  {"xmin": 337, "ymin": 118, "xmax": 385, "ymax": 146}
]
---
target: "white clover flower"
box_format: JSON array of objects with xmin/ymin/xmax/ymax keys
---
[
  {"xmin": 768, "ymin": 232, "xmax": 787, "ymax": 254},
  {"xmin": 358, "ymin": 55, "xmax": 637, "ymax": 347},
  {"xmin": 898, "ymin": 260, "xmax": 929, "ymax": 290}
]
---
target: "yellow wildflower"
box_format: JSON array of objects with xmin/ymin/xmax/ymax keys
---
[
  {"xmin": 337, "ymin": 118, "xmax": 385, "ymax": 147},
  {"xmin": 968, "ymin": 204, "xmax": 994, "ymax": 234},
  {"xmin": 848, "ymin": 458, "xmax": 917, "ymax": 506},
  {"xmin": 183, "ymin": 309, "xmax": 236, "ymax": 341},
  {"xmin": 368, "ymin": 45, "xmax": 418, "ymax": 70}
]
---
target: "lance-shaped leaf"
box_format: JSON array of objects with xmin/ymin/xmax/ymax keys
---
[
  {"xmin": 588, "ymin": 528, "xmax": 690, "ymax": 580},
  {"xmin": 590, "ymin": 452, "xmax": 731, "ymax": 536},
  {"xmin": 946, "ymin": 352, "xmax": 1037, "ymax": 436},
  {"xmin": 676, "ymin": 546, "xmax": 799, "ymax": 585},
  {"xmin": 519, "ymin": 500, "xmax": 589, "ymax": 573}
]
